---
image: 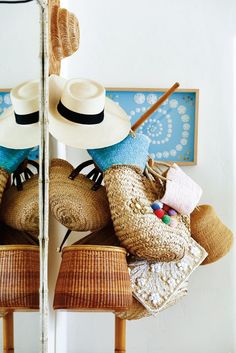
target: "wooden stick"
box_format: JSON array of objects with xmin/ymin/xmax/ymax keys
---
[
  {"xmin": 115, "ymin": 317, "xmax": 126, "ymax": 353},
  {"xmin": 3, "ymin": 312, "xmax": 14, "ymax": 353},
  {"xmin": 131, "ymin": 82, "xmax": 180, "ymax": 132}
]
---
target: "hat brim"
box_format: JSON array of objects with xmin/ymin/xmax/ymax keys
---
[
  {"xmin": 49, "ymin": 75, "xmax": 131, "ymax": 149},
  {"xmin": 0, "ymin": 108, "xmax": 39, "ymax": 149}
]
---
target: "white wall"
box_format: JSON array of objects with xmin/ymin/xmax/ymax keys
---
[
  {"xmin": 49, "ymin": 0, "xmax": 236, "ymax": 352},
  {"xmin": 0, "ymin": 2, "xmax": 40, "ymax": 353}
]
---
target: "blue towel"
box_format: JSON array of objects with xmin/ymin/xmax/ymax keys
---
[
  {"xmin": 88, "ymin": 133, "xmax": 150, "ymax": 171},
  {"xmin": 0, "ymin": 146, "xmax": 32, "ymax": 173}
]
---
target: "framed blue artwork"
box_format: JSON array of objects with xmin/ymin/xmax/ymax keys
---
[
  {"xmin": 106, "ymin": 88, "xmax": 199, "ymax": 165},
  {"xmin": 0, "ymin": 89, "xmax": 39, "ymax": 160}
]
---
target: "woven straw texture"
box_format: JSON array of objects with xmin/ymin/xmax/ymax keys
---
[
  {"xmin": 104, "ymin": 165, "xmax": 190, "ymax": 261},
  {"xmin": 88, "ymin": 133, "xmax": 150, "ymax": 172},
  {"xmin": 54, "ymin": 245, "xmax": 132, "ymax": 310},
  {"xmin": 0, "ymin": 146, "xmax": 31, "ymax": 174},
  {"xmin": 0, "ymin": 245, "xmax": 39, "ymax": 309},
  {"xmin": 73, "ymin": 222, "xmax": 120, "ymax": 247},
  {"xmin": 191, "ymin": 205, "xmax": 233, "ymax": 265},
  {"xmin": 0, "ymin": 169, "xmax": 9, "ymax": 205},
  {"xmin": 0, "ymin": 222, "xmax": 39, "ymax": 246},
  {"xmin": 49, "ymin": 159, "xmax": 111, "ymax": 231},
  {"xmin": 0, "ymin": 175, "xmax": 39, "ymax": 234},
  {"xmin": 49, "ymin": 4, "xmax": 80, "ymax": 75},
  {"xmin": 116, "ymin": 281, "xmax": 188, "ymax": 320}
]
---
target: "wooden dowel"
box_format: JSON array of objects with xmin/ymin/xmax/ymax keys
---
[
  {"xmin": 3, "ymin": 312, "xmax": 14, "ymax": 353},
  {"xmin": 115, "ymin": 317, "xmax": 126, "ymax": 353},
  {"xmin": 131, "ymin": 82, "xmax": 180, "ymax": 132}
]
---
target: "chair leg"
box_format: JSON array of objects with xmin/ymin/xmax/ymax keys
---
[
  {"xmin": 3, "ymin": 312, "xmax": 14, "ymax": 353},
  {"xmin": 115, "ymin": 316, "xmax": 126, "ymax": 353}
]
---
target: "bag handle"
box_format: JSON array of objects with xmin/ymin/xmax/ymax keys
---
[
  {"xmin": 12, "ymin": 159, "xmax": 39, "ymax": 191},
  {"xmin": 68, "ymin": 159, "xmax": 104, "ymax": 190}
]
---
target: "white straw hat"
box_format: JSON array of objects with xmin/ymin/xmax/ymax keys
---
[
  {"xmin": 49, "ymin": 75, "xmax": 131, "ymax": 149},
  {"xmin": 0, "ymin": 80, "xmax": 39, "ymax": 149}
]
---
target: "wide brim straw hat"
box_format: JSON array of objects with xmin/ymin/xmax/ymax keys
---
[
  {"xmin": 49, "ymin": 75, "xmax": 131, "ymax": 149},
  {"xmin": 190, "ymin": 204, "xmax": 233, "ymax": 265},
  {"xmin": 0, "ymin": 80, "xmax": 39, "ymax": 149},
  {"xmin": 0, "ymin": 174, "xmax": 39, "ymax": 234},
  {"xmin": 49, "ymin": 159, "xmax": 111, "ymax": 231},
  {"xmin": 49, "ymin": 4, "xmax": 80, "ymax": 75}
]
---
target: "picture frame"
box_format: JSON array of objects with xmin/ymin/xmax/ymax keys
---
[
  {"xmin": 0, "ymin": 89, "xmax": 39, "ymax": 160},
  {"xmin": 106, "ymin": 88, "xmax": 199, "ymax": 165}
]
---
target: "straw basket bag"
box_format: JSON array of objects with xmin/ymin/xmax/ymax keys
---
[
  {"xmin": 116, "ymin": 281, "xmax": 189, "ymax": 320},
  {"xmin": 191, "ymin": 205, "xmax": 233, "ymax": 265},
  {"xmin": 0, "ymin": 173, "xmax": 39, "ymax": 234},
  {"xmin": 50, "ymin": 159, "xmax": 111, "ymax": 232},
  {"xmin": 54, "ymin": 245, "xmax": 132, "ymax": 311},
  {"xmin": 0, "ymin": 245, "xmax": 39, "ymax": 309},
  {"xmin": 104, "ymin": 164, "xmax": 191, "ymax": 262}
]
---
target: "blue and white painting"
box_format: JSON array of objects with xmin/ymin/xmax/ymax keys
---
[
  {"xmin": 0, "ymin": 90, "xmax": 39, "ymax": 160},
  {"xmin": 106, "ymin": 90, "xmax": 198, "ymax": 164}
]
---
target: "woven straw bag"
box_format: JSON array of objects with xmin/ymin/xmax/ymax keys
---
[
  {"xmin": 104, "ymin": 164, "xmax": 191, "ymax": 261},
  {"xmin": 116, "ymin": 281, "xmax": 189, "ymax": 320},
  {"xmin": 53, "ymin": 245, "xmax": 132, "ymax": 311},
  {"xmin": 49, "ymin": 4, "xmax": 80, "ymax": 75},
  {"xmin": 0, "ymin": 245, "xmax": 39, "ymax": 309},
  {"xmin": 191, "ymin": 205, "xmax": 233, "ymax": 265},
  {"xmin": 49, "ymin": 159, "xmax": 111, "ymax": 232},
  {"xmin": 116, "ymin": 237, "xmax": 207, "ymax": 318},
  {"xmin": 0, "ymin": 173, "xmax": 39, "ymax": 234}
]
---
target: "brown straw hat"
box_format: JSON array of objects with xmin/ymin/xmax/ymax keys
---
[
  {"xmin": 53, "ymin": 245, "xmax": 132, "ymax": 311},
  {"xmin": 49, "ymin": 4, "xmax": 80, "ymax": 75},
  {"xmin": 190, "ymin": 205, "xmax": 233, "ymax": 265},
  {"xmin": 49, "ymin": 159, "xmax": 111, "ymax": 232},
  {"xmin": 0, "ymin": 174, "xmax": 39, "ymax": 234}
]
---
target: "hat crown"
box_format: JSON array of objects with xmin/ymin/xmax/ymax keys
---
[
  {"xmin": 61, "ymin": 79, "xmax": 105, "ymax": 115},
  {"xmin": 11, "ymin": 80, "xmax": 39, "ymax": 115}
]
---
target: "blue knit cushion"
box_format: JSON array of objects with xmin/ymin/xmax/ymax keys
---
[
  {"xmin": 0, "ymin": 146, "xmax": 32, "ymax": 173},
  {"xmin": 88, "ymin": 133, "xmax": 150, "ymax": 172}
]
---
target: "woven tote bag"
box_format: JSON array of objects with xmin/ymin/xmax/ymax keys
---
[
  {"xmin": 49, "ymin": 159, "xmax": 111, "ymax": 232},
  {"xmin": 191, "ymin": 205, "xmax": 233, "ymax": 264},
  {"xmin": 104, "ymin": 164, "xmax": 191, "ymax": 261}
]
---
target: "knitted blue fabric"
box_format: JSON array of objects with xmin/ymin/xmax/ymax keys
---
[
  {"xmin": 0, "ymin": 146, "xmax": 32, "ymax": 173},
  {"xmin": 88, "ymin": 133, "xmax": 150, "ymax": 172}
]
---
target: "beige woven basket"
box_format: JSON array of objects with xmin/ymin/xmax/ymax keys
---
[
  {"xmin": 0, "ymin": 175, "xmax": 39, "ymax": 234},
  {"xmin": 50, "ymin": 159, "xmax": 111, "ymax": 232},
  {"xmin": 0, "ymin": 245, "xmax": 39, "ymax": 309},
  {"xmin": 104, "ymin": 165, "xmax": 190, "ymax": 262},
  {"xmin": 53, "ymin": 245, "xmax": 132, "ymax": 311}
]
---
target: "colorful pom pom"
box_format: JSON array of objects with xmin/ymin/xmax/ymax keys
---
[
  {"xmin": 154, "ymin": 209, "xmax": 165, "ymax": 219},
  {"xmin": 162, "ymin": 215, "xmax": 171, "ymax": 225},
  {"xmin": 151, "ymin": 201, "xmax": 163, "ymax": 211},
  {"xmin": 168, "ymin": 209, "xmax": 177, "ymax": 216},
  {"xmin": 163, "ymin": 204, "xmax": 170, "ymax": 212}
]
